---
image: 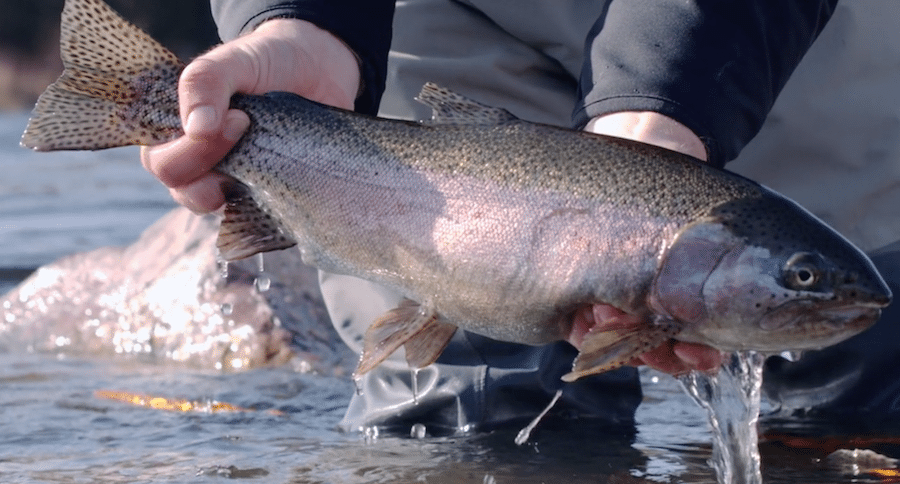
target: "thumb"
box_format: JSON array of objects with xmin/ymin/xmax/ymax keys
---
[{"xmin": 177, "ymin": 44, "xmax": 257, "ymax": 139}]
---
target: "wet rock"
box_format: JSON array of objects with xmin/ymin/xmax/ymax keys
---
[
  {"xmin": 825, "ymin": 448, "xmax": 899, "ymax": 475},
  {"xmin": 0, "ymin": 208, "xmax": 354, "ymax": 375}
]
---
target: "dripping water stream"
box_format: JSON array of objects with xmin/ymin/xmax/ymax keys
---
[
  {"xmin": 679, "ymin": 351, "xmax": 766, "ymax": 484},
  {"xmin": 411, "ymin": 367, "xmax": 420, "ymax": 405}
]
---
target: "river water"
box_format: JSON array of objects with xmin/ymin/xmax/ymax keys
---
[{"xmin": 0, "ymin": 112, "xmax": 887, "ymax": 483}]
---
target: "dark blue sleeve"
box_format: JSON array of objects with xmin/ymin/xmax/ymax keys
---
[
  {"xmin": 574, "ymin": 0, "xmax": 837, "ymax": 166},
  {"xmin": 210, "ymin": 0, "xmax": 395, "ymax": 116}
]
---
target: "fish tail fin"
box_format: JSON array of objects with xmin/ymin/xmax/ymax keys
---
[{"xmin": 21, "ymin": 0, "xmax": 184, "ymax": 151}]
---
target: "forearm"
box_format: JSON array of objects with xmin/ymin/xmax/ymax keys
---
[{"xmin": 575, "ymin": 0, "xmax": 837, "ymax": 166}]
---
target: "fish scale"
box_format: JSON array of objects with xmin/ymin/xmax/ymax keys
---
[{"xmin": 22, "ymin": 0, "xmax": 891, "ymax": 381}]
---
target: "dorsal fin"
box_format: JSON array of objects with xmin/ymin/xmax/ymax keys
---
[
  {"xmin": 216, "ymin": 181, "xmax": 297, "ymax": 261},
  {"xmin": 415, "ymin": 82, "xmax": 518, "ymax": 126}
]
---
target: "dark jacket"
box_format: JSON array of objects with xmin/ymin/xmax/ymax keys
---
[{"xmin": 210, "ymin": 0, "xmax": 836, "ymax": 166}]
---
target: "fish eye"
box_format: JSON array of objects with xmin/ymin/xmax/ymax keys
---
[{"xmin": 783, "ymin": 252, "xmax": 824, "ymax": 290}]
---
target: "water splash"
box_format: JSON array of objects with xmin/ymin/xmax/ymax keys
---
[
  {"xmin": 363, "ymin": 425, "xmax": 379, "ymax": 444},
  {"xmin": 679, "ymin": 351, "xmax": 765, "ymax": 484}
]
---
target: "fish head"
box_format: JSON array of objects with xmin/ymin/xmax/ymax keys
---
[{"xmin": 651, "ymin": 193, "xmax": 891, "ymax": 352}]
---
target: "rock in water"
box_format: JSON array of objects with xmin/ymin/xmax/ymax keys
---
[{"xmin": 0, "ymin": 208, "xmax": 353, "ymax": 375}]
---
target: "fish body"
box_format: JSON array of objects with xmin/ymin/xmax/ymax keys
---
[{"xmin": 22, "ymin": 0, "xmax": 891, "ymax": 380}]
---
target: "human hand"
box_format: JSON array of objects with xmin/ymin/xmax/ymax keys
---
[
  {"xmin": 568, "ymin": 305, "xmax": 722, "ymax": 375},
  {"xmin": 573, "ymin": 113, "xmax": 721, "ymax": 375},
  {"xmin": 141, "ymin": 18, "xmax": 362, "ymax": 213},
  {"xmin": 585, "ymin": 111, "xmax": 708, "ymax": 162}
]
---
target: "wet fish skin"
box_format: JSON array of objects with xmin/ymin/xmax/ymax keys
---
[{"xmin": 21, "ymin": 0, "xmax": 892, "ymax": 381}]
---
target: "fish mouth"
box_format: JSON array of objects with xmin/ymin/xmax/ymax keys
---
[
  {"xmin": 749, "ymin": 300, "xmax": 881, "ymax": 352},
  {"xmin": 758, "ymin": 297, "xmax": 883, "ymax": 337}
]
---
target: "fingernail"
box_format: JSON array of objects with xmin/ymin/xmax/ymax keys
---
[
  {"xmin": 185, "ymin": 106, "xmax": 218, "ymax": 136},
  {"xmin": 222, "ymin": 113, "xmax": 249, "ymax": 142},
  {"xmin": 172, "ymin": 188, "xmax": 204, "ymax": 214}
]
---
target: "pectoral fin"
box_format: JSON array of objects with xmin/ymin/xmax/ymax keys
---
[
  {"xmin": 355, "ymin": 299, "xmax": 457, "ymax": 377},
  {"xmin": 217, "ymin": 181, "xmax": 297, "ymax": 261},
  {"xmin": 562, "ymin": 320, "xmax": 682, "ymax": 382}
]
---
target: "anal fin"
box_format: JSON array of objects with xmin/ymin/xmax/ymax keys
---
[
  {"xmin": 562, "ymin": 319, "xmax": 682, "ymax": 382},
  {"xmin": 217, "ymin": 180, "xmax": 297, "ymax": 261},
  {"xmin": 355, "ymin": 299, "xmax": 456, "ymax": 377}
]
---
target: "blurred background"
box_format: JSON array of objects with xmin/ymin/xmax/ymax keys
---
[{"xmin": 0, "ymin": 2, "xmax": 222, "ymax": 287}]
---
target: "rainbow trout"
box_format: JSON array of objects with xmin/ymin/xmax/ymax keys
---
[{"xmin": 22, "ymin": 0, "xmax": 891, "ymax": 381}]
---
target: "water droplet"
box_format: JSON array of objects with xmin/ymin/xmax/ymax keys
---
[
  {"xmin": 363, "ymin": 426, "xmax": 379, "ymax": 444},
  {"xmin": 780, "ymin": 350, "xmax": 804, "ymax": 362},
  {"xmin": 255, "ymin": 253, "xmax": 265, "ymax": 272},
  {"xmin": 255, "ymin": 274, "xmax": 271, "ymax": 292},
  {"xmin": 217, "ymin": 258, "xmax": 230, "ymax": 281},
  {"xmin": 410, "ymin": 423, "xmax": 426, "ymax": 439},
  {"xmin": 353, "ymin": 375, "xmax": 364, "ymax": 396},
  {"xmin": 410, "ymin": 367, "xmax": 420, "ymax": 405},
  {"xmin": 294, "ymin": 359, "xmax": 312, "ymax": 373},
  {"xmin": 221, "ymin": 303, "xmax": 233, "ymax": 316}
]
